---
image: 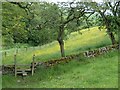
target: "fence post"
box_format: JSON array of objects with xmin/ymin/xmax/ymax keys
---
[
  {"xmin": 16, "ymin": 48, "xmax": 18, "ymax": 54},
  {"xmin": 32, "ymin": 54, "xmax": 35, "ymax": 76},
  {"xmin": 14, "ymin": 54, "xmax": 17, "ymax": 77},
  {"xmin": 4, "ymin": 51, "xmax": 7, "ymax": 57},
  {"xmin": 25, "ymin": 47, "xmax": 27, "ymax": 51},
  {"xmin": 33, "ymin": 47, "xmax": 35, "ymax": 50}
]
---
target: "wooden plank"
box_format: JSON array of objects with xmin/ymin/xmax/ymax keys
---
[
  {"xmin": 17, "ymin": 69, "xmax": 31, "ymax": 71},
  {"xmin": 17, "ymin": 71, "xmax": 27, "ymax": 76}
]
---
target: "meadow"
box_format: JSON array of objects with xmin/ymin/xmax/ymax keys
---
[
  {"xmin": 2, "ymin": 27, "xmax": 118, "ymax": 88},
  {"xmin": 2, "ymin": 27, "xmax": 112, "ymax": 65}
]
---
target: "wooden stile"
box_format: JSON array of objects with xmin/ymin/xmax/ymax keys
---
[
  {"xmin": 14, "ymin": 54, "xmax": 35, "ymax": 77},
  {"xmin": 13, "ymin": 53, "xmax": 36, "ymax": 77}
]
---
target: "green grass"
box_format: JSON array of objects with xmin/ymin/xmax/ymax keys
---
[
  {"xmin": 2, "ymin": 50, "xmax": 118, "ymax": 88},
  {"xmin": 2, "ymin": 27, "xmax": 112, "ymax": 65},
  {"xmin": 2, "ymin": 26, "xmax": 118, "ymax": 88}
]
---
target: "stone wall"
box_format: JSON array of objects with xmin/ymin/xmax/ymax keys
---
[
  {"xmin": 2, "ymin": 44, "xmax": 118, "ymax": 75},
  {"xmin": 83, "ymin": 44, "xmax": 118, "ymax": 57},
  {"xmin": 2, "ymin": 65, "xmax": 14, "ymax": 75},
  {"xmin": 37, "ymin": 44, "xmax": 118, "ymax": 67}
]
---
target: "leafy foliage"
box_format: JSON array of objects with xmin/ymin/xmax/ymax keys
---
[{"xmin": 2, "ymin": 1, "xmax": 119, "ymax": 49}]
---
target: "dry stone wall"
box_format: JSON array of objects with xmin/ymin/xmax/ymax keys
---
[
  {"xmin": 2, "ymin": 44, "xmax": 118, "ymax": 75},
  {"xmin": 83, "ymin": 44, "xmax": 118, "ymax": 57},
  {"xmin": 37, "ymin": 44, "xmax": 118, "ymax": 67}
]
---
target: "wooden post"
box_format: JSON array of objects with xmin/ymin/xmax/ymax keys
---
[
  {"xmin": 14, "ymin": 54, "xmax": 17, "ymax": 77},
  {"xmin": 32, "ymin": 54, "xmax": 35, "ymax": 76},
  {"xmin": 33, "ymin": 47, "xmax": 35, "ymax": 50},
  {"xmin": 16, "ymin": 48, "xmax": 18, "ymax": 54},
  {"xmin": 4, "ymin": 51, "xmax": 7, "ymax": 57},
  {"xmin": 25, "ymin": 47, "xmax": 27, "ymax": 51}
]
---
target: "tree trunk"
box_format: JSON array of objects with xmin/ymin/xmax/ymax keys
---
[
  {"xmin": 118, "ymin": 30, "xmax": 120, "ymax": 50},
  {"xmin": 105, "ymin": 20, "xmax": 117, "ymax": 45},
  {"xmin": 108, "ymin": 31, "xmax": 117, "ymax": 45},
  {"xmin": 58, "ymin": 38, "xmax": 65, "ymax": 57},
  {"xmin": 99, "ymin": 11, "xmax": 117, "ymax": 45},
  {"xmin": 57, "ymin": 25, "xmax": 65, "ymax": 57}
]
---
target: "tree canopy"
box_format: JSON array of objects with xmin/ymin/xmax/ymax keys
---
[{"xmin": 2, "ymin": 1, "xmax": 119, "ymax": 55}]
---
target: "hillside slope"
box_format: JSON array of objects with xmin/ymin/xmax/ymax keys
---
[
  {"xmin": 2, "ymin": 26, "xmax": 118, "ymax": 88},
  {"xmin": 3, "ymin": 27, "xmax": 112, "ymax": 65},
  {"xmin": 2, "ymin": 50, "xmax": 118, "ymax": 88}
]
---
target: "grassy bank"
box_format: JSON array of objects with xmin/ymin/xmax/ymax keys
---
[
  {"xmin": 2, "ymin": 50, "xmax": 118, "ymax": 88},
  {"xmin": 2, "ymin": 26, "xmax": 118, "ymax": 88}
]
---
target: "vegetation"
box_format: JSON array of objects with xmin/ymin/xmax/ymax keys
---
[
  {"xmin": 2, "ymin": 27, "xmax": 112, "ymax": 65},
  {"xmin": 2, "ymin": 26, "xmax": 118, "ymax": 88},
  {"xmin": 2, "ymin": 50, "xmax": 118, "ymax": 88},
  {"xmin": 1, "ymin": 1, "xmax": 119, "ymax": 88},
  {"xmin": 2, "ymin": 2, "xmax": 120, "ymax": 56}
]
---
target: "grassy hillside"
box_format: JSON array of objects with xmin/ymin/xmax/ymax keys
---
[
  {"xmin": 2, "ymin": 50, "xmax": 118, "ymax": 88},
  {"xmin": 2, "ymin": 27, "xmax": 112, "ymax": 65},
  {"xmin": 2, "ymin": 26, "xmax": 118, "ymax": 88}
]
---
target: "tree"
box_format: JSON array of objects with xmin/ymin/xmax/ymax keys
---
[
  {"xmin": 88, "ymin": 2, "xmax": 118, "ymax": 45},
  {"xmin": 3, "ymin": 2, "xmax": 57, "ymax": 46},
  {"xmin": 4, "ymin": 2, "xmax": 100, "ymax": 56},
  {"xmin": 19, "ymin": 2, "xmax": 94, "ymax": 57},
  {"xmin": 107, "ymin": 1, "xmax": 120, "ymax": 26},
  {"xmin": 37, "ymin": 2, "xmax": 93, "ymax": 57},
  {"xmin": 2, "ymin": 2, "xmax": 28, "ymax": 47},
  {"xmin": 21, "ymin": 2, "xmax": 89, "ymax": 57}
]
